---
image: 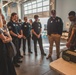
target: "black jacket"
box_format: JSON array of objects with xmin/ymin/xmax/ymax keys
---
[{"xmin": 47, "ymin": 16, "xmax": 63, "ymax": 35}]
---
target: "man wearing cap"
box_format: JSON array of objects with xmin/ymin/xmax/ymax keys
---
[
  {"xmin": 32, "ymin": 15, "xmax": 46, "ymax": 56},
  {"xmin": 47, "ymin": 10, "xmax": 63, "ymax": 59}
]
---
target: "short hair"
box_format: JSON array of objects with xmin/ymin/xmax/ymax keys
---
[
  {"xmin": 34, "ymin": 15, "xmax": 39, "ymax": 19},
  {"xmin": 51, "ymin": 10, "xmax": 56, "ymax": 14},
  {"xmin": 11, "ymin": 12, "xmax": 17, "ymax": 17},
  {"xmin": 24, "ymin": 16, "xmax": 27, "ymax": 20},
  {"xmin": 68, "ymin": 11, "xmax": 76, "ymax": 16},
  {"xmin": 10, "ymin": 12, "xmax": 17, "ymax": 21},
  {"xmin": 19, "ymin": 19, "xmax": 21, "ymax": 22}
]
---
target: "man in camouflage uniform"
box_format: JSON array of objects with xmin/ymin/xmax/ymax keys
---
[{"xmin": 66, "ymin": 11, "xmax": 76, "ymax": 50}]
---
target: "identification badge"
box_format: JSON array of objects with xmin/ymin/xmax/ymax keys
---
[
  {"xmin": 38, "ymin": 24, "xmax": 40, "ymax": 26},
  {"xmin": 58, "ymin": 19, "xmax": 60, "ymax": 22},
  {"xmin": 16, "ymin": 24, "xmax": 18, "ymax": 26},
  {"xmin": 38, "ymin": 27, "xmax": 40, "ymax": 29},
  {"xmin": 56, "ymin": 20, "xmax": 57, "ymax": 22},
  {"xmin": 24, "ymin": 25, "xmax": 27, "ymax": 27},
  {"xmin": 29, "ymin": 25, "xmax": 30, "ymax": 27},
  {"xmin": 9, "ymin": 26, "xmax": 11, "ymax": 29},
  {"xmin": 51, "ymin": 21, "xmax": 53, "ymax": 23},
  {"xmin": 13, "ymin": 24, "xmax": 15, "ymax": 26}
]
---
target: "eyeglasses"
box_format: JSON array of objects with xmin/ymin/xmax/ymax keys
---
[{"xmin": 68, "ymin": 16, "xmax": 74, "ymax": 18}]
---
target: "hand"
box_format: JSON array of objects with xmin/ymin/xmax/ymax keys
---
[
  {"xmin": 23, "ymin": 36, "xmax": 26, "ymax": 39},
  {"xmin": 3, "ymin": 37, "xmax": 12, "ymax": 43},
  {"xmin": 66, "ymin": 42, "xmax": 70, "ymax": 48},
  {"xmin": 17, "ymin": 35, "xmax": 22, "ymax": 39},
  {"xmin": 37, "ymin": 34, "xmax": 40, "ymax": 38}
]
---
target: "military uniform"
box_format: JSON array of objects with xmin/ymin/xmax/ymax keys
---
[
  {"xmin": 68, "ymin": 22, "xmax": 76, "ymax": 50},
  {"xmin": 32, "ymin": 21, "xmax": 46, "ymax": 56},
  {"xmin": 22, "ymin": 22, "xmax": 32, "ymax": 54}
]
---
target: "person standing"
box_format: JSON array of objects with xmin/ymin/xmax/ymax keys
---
[
  {"xmin": 15, "ymin": 17, "xmax": 23, "ymax": 58},
  {"xmin": 22, "ymin": 17, "xmax": 32, "ymax": 55},
  {"xmin": 7, "ymin": 12, "xmax": 22, "ymax": 67},
  {"xmin": 29, "ymin": 19, "xmax": 33, "ymax": 26},
  {"xmin": 0, "ymin": 11, "xmax": 17, "ymax": 75},
  {"xmin": 66, "ymin": 11, "xmax": 76, "ymax": 50},
  {"xmin": 32, "ymin": 15, "xmax": 46, "ymax": 56},
  {"xmin": 47, "ymin": 10, "xmax": 63, "ymax": 59}
]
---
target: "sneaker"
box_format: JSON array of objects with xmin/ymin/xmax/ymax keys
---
[
  {"xmin": 29, "ymin": 51, "xmax": 33, "ymax": 54},
  {"xmin": 57, "ymin": 56, "xmax": 60, "ymax": 59},
  {"xmin": 19, "ymin": 55, "xmax": 23, "ymax": 58},
  {"xmin": 35, "ymin": 53, "xmax": 37, "ymax": 56},
  {"xmin": 46, "ymin": 55, "xmax": 51, "ymax": 59},
  {"xmin": 41, "ymin": 53, "xmax": 46, "ymax": 56},
  {"xmin": 23, "ymin": 53, "xmax": 25, "ymax": 55}
]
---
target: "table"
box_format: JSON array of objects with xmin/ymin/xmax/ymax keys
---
[{"xmin": 50, "ymin": 58, "xmax": 76, "ymax": 75}]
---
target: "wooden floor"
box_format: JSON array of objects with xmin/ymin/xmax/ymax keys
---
[{"xmin": 15, "ymin": 38, "xmax": 66, "ymax": 75}]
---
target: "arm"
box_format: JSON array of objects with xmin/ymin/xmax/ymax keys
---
[
  {"xmin": 0, "ymin": 33, "xmax": 12, "ymax": 43},
  {"xmin": 10, "ymin": 30, "xmax": 18, "ymax": 37},
  {"xmin": 47, "ymin": 19, "xmax": 50, "ymax": 36},
  {"xmin": 21, "ymin": 29, "xmax": 26, "ymax": 39},
  {"xmin": 21, "ymin": 24, "xmax": 26, "ymax": 39},
  {"xmin": 32, "ymin": 29, "xmax": 38, "ymax": 37},
  {"xmin": 59, "ymin": 18, "xmax": 63, "ymax": 35},
  {"xmin": 32, "ymin": 23, "xmax": 38, "ymax": 37},
  {"xmin": 66, "ymin": 28, "xmax": 75, "ymax": 48}
]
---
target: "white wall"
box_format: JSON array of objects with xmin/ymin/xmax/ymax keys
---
[{"xmin": 56, "ymin": 0, "xmax": 76, "ymax": 31}]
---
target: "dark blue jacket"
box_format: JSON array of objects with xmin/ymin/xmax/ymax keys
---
[{"xmin": 47, "ymin": 16, "xmax": 63, "ymax": 35}]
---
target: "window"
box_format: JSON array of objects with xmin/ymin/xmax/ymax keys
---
[
  {"xmin": 24, "ymin": 11, "xmax": 28, "ymax": 14},
  {"xmin": 37, "ymin": 0, "xmax": 42, "ymax": 3},
  {"xmin": 28, "ymin": 3, "xmax": 31, "ymax": 6},
  {"xmin": 43, "ymin": 0, "xmax": 49, "ymax": 6},
  {"xmin": 43, "ymin": 6, "xmax": 49, "ymax": 11},
  {"xmin": 23, "ymin": 0, "xmax": 49, "ymax": 15},
  {"xmin": 37, "ymin": 7, "xmax": 42, "ymax": 12},
  {"xmin": 24, "ymin": 6, "xmax": 28, "ymax": 10},
  {"xmin": 33, "ymin": 9, "xmax": 36, "ymax": 13},
  {"xmin": 28, "ymin": 5, "xmax": 32, "ymax": 9},
  {"xmin": 24, "ymin": 3, "xmax": 27, "ymax": 7},
  {"xmin": 37, "ymin": 2, "xmax": 42, "ymax": 7},
  {"xmin": 28, "ymin": 10, "xmax": 32, "ymax": 14},
  {"xmin": 32, "ymin": 4, "xmax": 36, "ymax": 8},
  {"xmin": 32, "ymin": 1, "xmax": 36, "ymax": 4}
]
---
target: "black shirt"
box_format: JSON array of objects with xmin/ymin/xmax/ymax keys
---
[
  {"xmin": 18, "ymin": 22, "xmax": 23, "ymax": 31},
  {"xmin": 47, "ymin": 16, "xmax": 63, "ymax": 35},
  {"xmin": 7, "ymin": 21, "xmax": 19, "ymax": 38},
  {"xmin": 32, "ymin": 21, "xmax": 42, "ymax": 35},
  {"xmin": 22, "ymin": 22, "xmax": 31, "ymax": 37}
]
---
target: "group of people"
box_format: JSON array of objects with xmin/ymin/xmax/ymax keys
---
[
  {"xmin": 0, "ymin": 8, "xmax": 76, "ymax": 75},
  {"xmin": 47, "ymin": 10, "xmax": 76, "ymax": 59},
  {"xmin": 7, "ymin": 13, "xmax": 47, "ymax": 67}
]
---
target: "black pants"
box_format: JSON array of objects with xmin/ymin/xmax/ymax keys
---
[
  {"xmin": 23, "ymin": 37, "xmax": 31, "ymax": 53},
  {"xmin": 18, "ymin": 38, "xmax": 22, "ymax": 56},
  {"xmin": 12, "ymin": 37, "xmax": 20, "ymax": 64},
  {"xmin": 33, "ymin": 36, "xmax": 44, "ymax": 54},
  {"xmin": 0, "ymin": 46, "xmax": 17, "ymax": 75}
]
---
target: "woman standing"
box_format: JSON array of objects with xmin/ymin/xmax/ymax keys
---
[{"xmin": 0, "ymin": 10, "xmax": 17, "ymax": 75}]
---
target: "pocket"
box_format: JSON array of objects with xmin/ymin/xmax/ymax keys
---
[{"xmin": 57, "ymin": 34, "xmax": 61, "ymax": 37}]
